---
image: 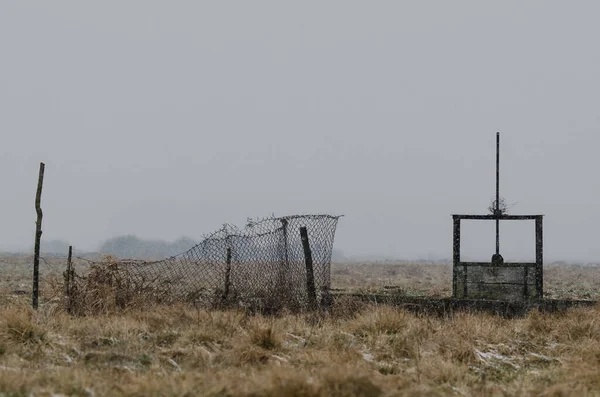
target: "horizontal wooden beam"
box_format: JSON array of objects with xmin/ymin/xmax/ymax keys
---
[
  {"xmin": 459, "ymin": 262, "xmax": 537, "ymax": 267},
  {"xmin": 466, "ymin": 282, "xmax": 537, "ymax": 286},
  {"xmin": 452, "ymin": 214, "xmax": 543, "ymax": 220}
]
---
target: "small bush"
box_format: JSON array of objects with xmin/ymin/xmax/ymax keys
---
[
  {"xmin": 0, "ymin": 307, "xmax": 47, "ymax": 347},
  {"xmin": 247, "ymin": 319, "xmax": 281, "ymax": 350},
  {"xmin": 350, "ymin": 306, "xmax": 408, "ymax": 336}
]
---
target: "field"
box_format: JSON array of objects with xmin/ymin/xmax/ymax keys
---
[{"xmin": 1, "ymin": 256, "xmax": 600, "ymax": 396}]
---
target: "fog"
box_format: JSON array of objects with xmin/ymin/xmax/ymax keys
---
[{"xmin": 1, "ymin": 1, "xmax": 599, "ymax": 262}]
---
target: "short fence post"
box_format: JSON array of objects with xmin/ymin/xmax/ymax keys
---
[
  {"xmin": 299, "ymin": 226, "xmax": 317, "ymax": 308},
  {"xmin": 223, "ymin": 247, "xmax": 232, "ymax": 302},
  {"xmin": 280, "ymin": 218, "xmax": 290, "ymax": 281},
  {"xmin": 65, "ymin": 246, "xmax": 73, "ymax": 313},
  {"xmin": 280, "ymin": 219, "xmax": 289, "ymax": 266}
]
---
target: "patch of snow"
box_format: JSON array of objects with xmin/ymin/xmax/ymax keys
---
[{"xmin": 166, "ymin": 358, "xmax": 182, "ymax": 372}]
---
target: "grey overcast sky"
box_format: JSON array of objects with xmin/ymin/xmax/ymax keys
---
[{"xmin": 1, "ymin": 1, "xmax": 599, "ymax": 261}]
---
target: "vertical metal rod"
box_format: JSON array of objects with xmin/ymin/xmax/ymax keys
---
[{"xmin": 496, "ymin": 132, "xmax": 500, "ymax": 255}]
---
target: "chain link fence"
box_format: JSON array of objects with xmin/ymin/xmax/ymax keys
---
[{"xmin": 66, "ymin": 214, "xmax": 341, "ymax": 313}]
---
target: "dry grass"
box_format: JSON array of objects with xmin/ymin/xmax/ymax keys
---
[
  {"xmin": 0, "ymin": 294, "xmax": 600, "ymax": 395},
  {"xmin": 1, "ymin": 257, "xmax": 600, "ymax": 395}
]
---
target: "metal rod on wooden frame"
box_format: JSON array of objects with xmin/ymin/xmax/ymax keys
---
[{"xmin": 496, "ymin": 132, "xmax": 500, "ymax": 255}]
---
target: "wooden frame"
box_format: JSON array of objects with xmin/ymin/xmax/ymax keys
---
[{"xmin": 452, "ymin": 214, "xmax": 544, "ymax": 301}]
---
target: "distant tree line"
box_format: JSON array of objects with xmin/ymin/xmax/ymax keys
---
[
  {"xmin": 40, "ymin": 240, "xmax": 71, "ymax": 255},
  {"xmin": 98, "ymin": 235, "xmax": 197, "ymax": 259}
]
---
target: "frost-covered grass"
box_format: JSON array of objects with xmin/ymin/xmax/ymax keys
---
[
  {"xmin": 1, "ymin": 297, "xmax": 600, "ymax": 396},
  {"xmin": 1, "ymin": 256, "xmax": 600, "ymax": 395}
]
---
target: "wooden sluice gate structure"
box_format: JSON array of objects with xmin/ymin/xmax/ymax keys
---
[
  {"xmin": 451, "ymin": 213, "xmax": 543, "ymax": 302},
  {"xmin": 452, "ymin": 132, "xmax": 542, "ymax": 302},
  {"xmin": 332, "ymin": 132, "xmax": 597, "ymax": 316}
]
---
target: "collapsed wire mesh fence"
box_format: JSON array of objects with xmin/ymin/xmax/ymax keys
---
[{"xmin": 66, "ymin": 214, "xmax": 341, "ymax": 312}]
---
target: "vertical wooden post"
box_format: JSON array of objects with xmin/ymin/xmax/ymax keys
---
[
  {"xmin": 32, "ymin": 162, "xmax": 45, "ymax": 310},
  {"xmin": 65, "ymin": 245, "xmax": 73, "ymax": 313},
  {"xmin": 452, "ymin": 216, "xmax": 461, "ymax": 298},
  {"xmin": 463, "ymin": 263, "xmax": 468, "ymax": 299},
  {"xmin": 278, "ymin": 218, "xmax": 290, "ymax": 294},
  {"xmin": 299, "ymin": 226, "xmax": 317, "ymax": 308},
  {"xmin": 535, "ymin": 216, "xmax": 544, "ymax": 300},
  {"xmin": 280, "ymin": 219, "xmax": 289, "ymax": 266},
  {"xmin": 65, "ymin": 246, "xmax": 73, "ymax": 294},
  {"xmin": 523, "ymin": 265, "xmax": 529, "ymax": 301},
  {"xmin": 223, "ymin": 247, "xmax": 232, "ymax": 302}
]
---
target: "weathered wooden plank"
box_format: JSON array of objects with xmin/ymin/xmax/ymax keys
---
[
  {"xmin": 469, "ymin": 267, "xmax": 523, "ymax": 284},
  {"xmin": 465, "ymin": 283, "xmax": 525, "ymax": 301},
  {"xmin": 452, "ymin": 214, "xmax": 543, "ymax": 220},
  {"xmin": 467, "ymin": 266, "xmax": 537, "ymax": 285},
  {"xmin": 455, "ymin": 265, "xmax": 540, "ymax": 300},
  {"xmin": 460, "ymin": 262, "xmax": 536, "ymax": 268}
]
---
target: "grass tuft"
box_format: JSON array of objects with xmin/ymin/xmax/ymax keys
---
[{"xmin": 0, "ymin": 306, "xmax": 48, "ymax": 347}]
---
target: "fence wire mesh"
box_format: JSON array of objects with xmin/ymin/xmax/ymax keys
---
[{"xmin": 67, "ymin": 214, "xmax": 341, "ymax": 313}]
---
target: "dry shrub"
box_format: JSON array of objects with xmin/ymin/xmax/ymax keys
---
[
  {"xmin": 560, "ymin": 306, "xmax": 600, "ymax": 342},
  {"xmin": 525, "ymin": 305, "xmax": 600, "ymax": 345},
  {"xmin": 526, "ymin": 309, "xmax": 555, "ymax": 336},
  {"xmin": 349, "ymin": 305, "xmax": 410, "ymax": 336},
  {"xmin": 330, "ymin": 295, "xmax": 367, "ymax": 319},
  {"xmin": 246, "ymin": 317, "xmax": 282, "ymax": 350},
  {"xmin": 208, "ymin": 315, "xmax": 285, "ymax": 367},
  {"xmin": 420, "ymin": 357, "xmax": 470, "ymax": 386},
  {"xmin": 438, "ymin": 336, "xmax": 476, "ymax": 365},
  {"xmin": 65, "ymin": 256, "xmax": 313, "ymax": 316},
  {"xmin": 66, "ymin": 256, "xmax": 175, "ymax": 316},
  {"xmin": 0, "ymin": 305, "xmax": 48, "ymax": 348},
  {"xmin": 237, "ymin": 285, "xmax": 307, "ymax": 315}
]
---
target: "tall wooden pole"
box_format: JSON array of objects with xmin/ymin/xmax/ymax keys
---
[{"xmin": 33, "ymin": 162, "xmax": 45, "ymax": 309}]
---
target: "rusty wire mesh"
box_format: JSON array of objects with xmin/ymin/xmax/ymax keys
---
[{"xmin": 68, "ymin": 214, "xmax": 341, "ymax": 312}]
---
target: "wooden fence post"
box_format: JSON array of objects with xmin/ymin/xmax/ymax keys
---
[
  {"xmin": 299, "ymin": 226, "xmax": 317, "ymax": 308},
  {"xmin": 65, "ymin": 246, "xmax": 73, "ymax": 313},
  {"xmin": 32, "ymin": 162, "xmax": 45, "ymax": 310},
  {"xmin": 222, "ymin": 247, "xmax": 232, "ymax": 302}
]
